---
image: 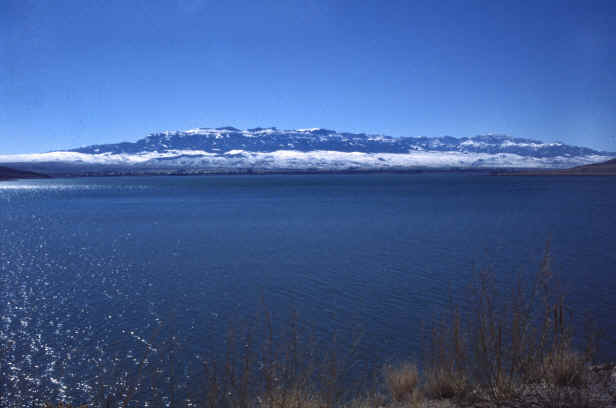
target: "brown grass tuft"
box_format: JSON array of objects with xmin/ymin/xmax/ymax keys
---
[
  {"xmin": 383, "ymin": 362, "xmax": 419, "ymax": 401},
  {"xmin": 423, "ymin": 367, "xmax": 467, "ymax": 400},
  {"xmin": 542, "ymin": 347, "xmax": 587, "ymax": 388}
]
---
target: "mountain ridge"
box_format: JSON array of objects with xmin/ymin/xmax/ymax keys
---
[
  {"xmin": 69, "ymin": 127, "xmax": 604, "ymax": 158},
  {"xmin": 1, "ymin": 127, "xmax": 613, "ymax": 175}
]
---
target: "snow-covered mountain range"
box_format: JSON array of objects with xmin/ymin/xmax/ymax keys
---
[{"xmin": 1, "ymin": 127, "xmax": 613, "ymax": 174}]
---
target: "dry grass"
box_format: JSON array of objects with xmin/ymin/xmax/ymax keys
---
[
  {"xmin": 541, "ymin": 347, "xmax": 587, "ymax": 388},
  {"xmin": 257, "ymin": 387, "xmax": 325, "ymax": 408},
  {"xmin": 417, "ymin": 241, "xmax": 608, "ymax": 407},
  {"xmin": 414, "ymin": 243, "xmax": 606, "ymax": 408},
  {"xmin": 345, "ymin": 393, "xmax": 389, "ymax": 408},
  {"xmin": 383, "ymin": 363, "xmax": 419, "ymax": 401},
  {"xmin": 422, "ymin": 368, "xmax": 467, "ymax": 401}
]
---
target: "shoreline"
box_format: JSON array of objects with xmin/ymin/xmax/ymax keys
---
[{"xmin": 2, "ymin": 165, "xmax": 615, "ymax": 181}]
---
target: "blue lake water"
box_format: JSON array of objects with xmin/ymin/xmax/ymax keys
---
[{"xmin": 1, "ymin": 174, "xmax": 615, "ymax": 403}]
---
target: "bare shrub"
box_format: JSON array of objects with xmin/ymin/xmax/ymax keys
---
[
  {"xmin": 542, "ymin": 347, "xmax": 587, "ymax": 388},
  {"xmin": 423, "ymin": 367, "xmax": 467, "ymax": 400},
  {"xmin": 470, "ymin": 244, "xmax": 585, "ymax": 398},
  {"xmin": 418, "ymin": 241, "xmax": 604, "ymax": 407},
  {"xmin": 383, "ymin": 362, "xmax": 419, "ymax": 401},
  {"xmin": 191, "ymin": 307, "xmax": 362, "ymax": 408},
  {"xmin": 423, "ymin": 299, "xmax": 469, "ymax": 402}
]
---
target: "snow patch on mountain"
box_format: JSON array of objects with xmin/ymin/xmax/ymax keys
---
[
  {"xmin": 142, "ymin": 150, "xmax": 609, "ymax": 170},
  {"xmin": 0, "ymin": 127, "xmax": 613, "ymax": 172},
  {"xmin": 0, "ymin": 149, "xmax": 610, "ymax": 170}
]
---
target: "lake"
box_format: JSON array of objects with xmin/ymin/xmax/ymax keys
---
[{"xmin": 1, "ymin": 173, "xmax": 615, "ymax": 403}]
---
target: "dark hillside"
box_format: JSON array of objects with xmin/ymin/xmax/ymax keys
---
[
  {"xmin": 563, "ymin": 158, "xmax": 616, "ymax": 175},
  {"xmin": 0, "ymin": 166, "xmax": 50, "ymax": 180},
  {"xmin": 502, "ymin": 158, "xmax": 616, "ymax": 176}
]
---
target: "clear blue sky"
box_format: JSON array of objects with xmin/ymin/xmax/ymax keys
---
[{"xmin": 1, "ymin": 0, "xmax": 615, "ymax": 154}]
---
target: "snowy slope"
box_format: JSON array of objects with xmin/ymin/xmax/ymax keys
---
[{"xmin": 0, "ymin": 127, "xmax": 613, "ymax": 172}]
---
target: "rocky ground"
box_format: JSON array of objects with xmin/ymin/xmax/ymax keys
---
[{"xmin": 410, "ymin": 364, "xmax": 616, "ymax": 408}]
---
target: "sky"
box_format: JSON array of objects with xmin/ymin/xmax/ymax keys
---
[{"xmin": 1, "ymin": 0, "xmax": 615, "ymax": 154}]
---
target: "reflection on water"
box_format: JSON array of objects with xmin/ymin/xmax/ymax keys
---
[{"xmin": 1, "ymin": 174, "xmax": 615, "ymax": 404}]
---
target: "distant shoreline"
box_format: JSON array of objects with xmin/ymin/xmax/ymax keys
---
[
  {"xmin": 2, "ymin": 163, "xmax": 615, "ymax": 180},
  {"xmin": 496, "ymin": 158, "xmax": 616, "ymax": 176},
  {"xmin": 0, "ymin": 166, "xmax": 50, "ymax": 181},
  {"xmin": 0, "ymin": 167, "xmax": 538, "ymax": 180},
  {"xmin": 0, "ymin": 165, "xmax": 501, "ymax": 180},
  {"xmin": 498, "ymin": 171, "xmax": 616, "ymax": 176}
]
